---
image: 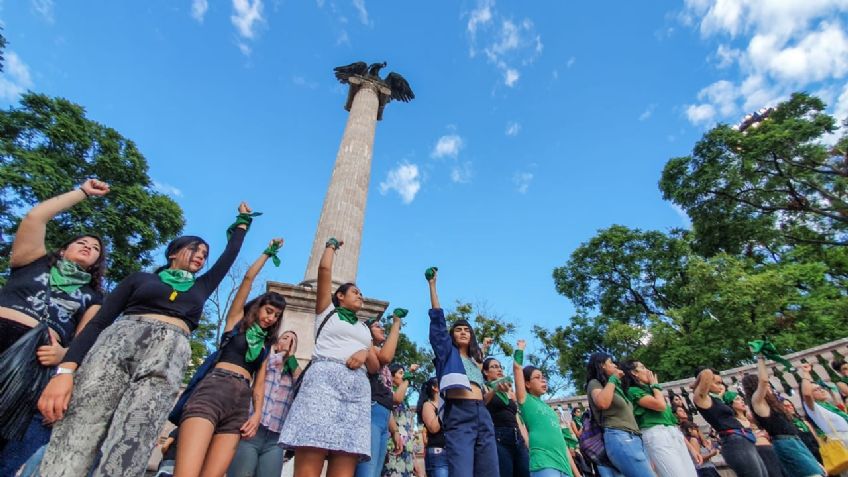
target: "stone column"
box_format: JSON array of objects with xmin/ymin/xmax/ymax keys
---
[{"xmin": 302, "ymin": 77, "xmax": 391, "ymax": 287}]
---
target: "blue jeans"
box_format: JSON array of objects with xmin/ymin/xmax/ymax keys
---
[
  {"xmin": 720, "ymin": 434, "xmax": 768, "ymax": 477},
  {"xmin": 227, "ymin": 425, "xmax": 284, "ymax": 477},
  {"xmin": 771, "ymin": 436, "xmax": 824, "ymax": 477},
  {"xmin": 354, "ymin": 402, "xmax": 391, "ymax": 477},
  {"xmin": 494, "ymin": 426, "xmax": 530, "ymax": 477},
  {"xmin": 597, "ymin": 465, "xmax": 626, "ymax": 477},
  {"xmin": 0, "ymin": 413, "xmax": 52, "ymax": 476},
  {"xmin": 425, "ymin": 447, "xmax": 449, "ymax": 477},
  {"xmin": 603, "ymin": 428, "xmax": 655, "ymax": 477},
  {"xmin": 531, "ymin": 470, "xmax": 571, "ymax": 477},
  {"xmin": 443, "ymin": 399, "xmax": 499, "ymax": 477}
]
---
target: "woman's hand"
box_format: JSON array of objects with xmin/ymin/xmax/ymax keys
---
[
  {"xmin": 80, "ymin": 179, "xmax": 110, "ymax": 197},
  {"xmin": 482, "ymin": 337, "xmax": 494, "ymax": 354},
  {"xmin": 648, "ymin": 370, "xmax": 659, "ymax": 385},
  {"xmin": 391, "ymin": 431, "xmax": 404, "ymax": 456},
  {"xmin": 409, "ymin": 363, "xmax": 420, "ymax": 373},
  {"xmin": 38, "ymin": 374, "xmax": 74, "ymax": 423},
  {"xmin": 497, "ymin": 381, "xmax": 512, "ymax": 393},
  {"xmin": 269, "ymin": 238, "xmax": 284, "ymax": 248},
  {"xmin": 239, "ymin": 202, "xmax": 252, "ymax": 215},
  {"xmin": 240, "ymin": 412, "xmax": 261, "ymax": 439},
  {"xmin": 36, "ymin": 335, "xmax": 67, "ymax": 367},
  {"xmin": 517, "ymin": 339, "xmax": 526, "ymax": 351},
  {"xmin": 346, "ymin": 349, "xmax": 368, "ymax": 369}
]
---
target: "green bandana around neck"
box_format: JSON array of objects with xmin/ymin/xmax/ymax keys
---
[
  {"xmin": 336, "ymin": 306, "xmax": 358, "ymax": 325},
  {"xmin": 818, "ymin": 401, "xmax": 848, "ymax": 424},
  {"xmin": 49, "ymin": 259, "xmax": 91, "ymax": 294},
  {"xmin": 283, "ymin": 355, "xmax": 299, "ymax": 375},
  {"xmin": 158, "ymin": 269, "xmax": 196, "ymax": 301},
  {"xmin": 245, "ymin": 323, "xmax": 268, "ymax": 363},
  {"xmin": 748, "ymin": 339, "xmax": 795, "ymax": 372},
  {"xmin": 263, "ymin": 242, "xmax": 282, "ymax": 267}
]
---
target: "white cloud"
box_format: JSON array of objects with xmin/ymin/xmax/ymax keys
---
[
  {"xmin": 451, "ymin": 162, "xmax": 473, "ymax": 183},
  {"xmin": 0, "ymin": 52, "xmax": 34, "ymax": 103},
  {"xmin": 466, "ymin": 0, "xmax": 541, "ymax": 87},
  {"xmin": 153, "ymin": 180, "xmax": 183, "ymax": 197},
  {"xmin": 505, "ymin": 121, "xmax": 521, "ymax": 136},
  {"xmin": 231, "ymin": 0, "xmax": 264, "ymax": 39},
  {"xmin": 431, "ymin": 134, "xmax": 464, "ymax": 159},
  {"xmin": 292, "ymin": 76, "xmax": 318, "ymax": 89},
  {"xmin": 670, "ymin": 203, "xmax": 692, "ymax": 228},
  {"xmin": 351, "ymin": 0, "xmax": 369, "ymax": 25},
  {"xmin": 513, "ymin": 171, "xmax": 533, "ymax": 193},
  {"xmin": 237, "ymin": 42, "xmax": 251, "ymax": 56},
  {"xmin": 566, "ymin": 56, "xmax": 576, "ymax": 68},
  {"xmin": 192, "ymin": 0, "xmax": 209, "ymax": 23},
  {"xmin": 380, "ymin": 163, "xmax": 421, "ymax": 204},
  {"xmin": 336, "ymin": 30, "xmax": 350, "ymax": 46},
  {"xmin": 639, "ymin": 104, "xmax": 657, "ymax": 121},
  {"xmin": 682, "ymin": 0, "xmax": 848, "ymax": 126},
  {"xmin": 31, "ymin": 0, "xmax": 54, "ymax": 23}
]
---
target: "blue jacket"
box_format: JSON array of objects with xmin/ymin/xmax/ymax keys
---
[{"xmin": 429, "ymin": 308, "xmax": 472, "ymax": 394}]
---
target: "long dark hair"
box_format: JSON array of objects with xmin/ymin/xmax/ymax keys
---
[
  {"xmin": 155, "ymin": 235, "xmax": 210, "ymax": 273},
  {"xmin": 586, "ymin": 352, "xmax": 613, "ymax": 386},
  {"xmin": 416, "ymin": 377, "xmax": 438, "ymax": 424},
  {"xmin": 620, "ymin": 360, "xmax": 641, "ymax": 393},
  {"xmin": 50, "ymin": 234, "xmax": 107, "ymax": 293},
  {"xmin": 740, "ymin": 373, "xmax": 788, "ymax": 421},
  {"xmin": 523, "ymin": 365, "xmax": 540, "ymax": 391},
  {"xmin": 449, "ymin": 319, "xmax": 482, "ymax": 363},
  {"xmin": 240, "ymin": 292, "xmax": 286, "ymax": 345},
  {"xmin": 332, "ymin": 282, "xmax": 357, "ymax": 307}
]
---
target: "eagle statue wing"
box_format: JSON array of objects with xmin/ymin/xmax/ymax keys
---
[
  {"xmin": 333, "ymin": 61, "xmax": 368, "ymax": 83},
  {"xmin": 385, "ymin": 72, "xmax": 415, "ymax": 102}
]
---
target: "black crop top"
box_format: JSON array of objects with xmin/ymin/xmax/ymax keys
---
[
  {"xmin": 64, "ymin": 228, "xmax": 246, "ymax": 365},
  {"xmin": 696, "ymin": 396, "xmax": 743, "ymax": 432},
  {"xmin": 753, "ymin": 409, "xmax": 798, "ymax": 438},
  {"xmin": 487, "ymin": 396, "xmax": 519, "ymax": 429},
  {"xmin": 0, "ymin": 255, "xmax": 103, "ymax": 345},
  {"xmin": 218, "ymin": 332, "xmax": 263, "ymax": 375}
]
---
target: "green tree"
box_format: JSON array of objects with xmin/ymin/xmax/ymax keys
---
[
  {"xmin": 445, "ymin": 301, "xmax": 516, "ymax": 356},
  {"xmin": 0, "ymin": 93, "xmax": 184, "ymax": 284},
  {"xmin": 184, "ymin": 313, "xmax": 217, "ymax": 382}
]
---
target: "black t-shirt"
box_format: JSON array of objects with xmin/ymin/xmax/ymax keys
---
[
  {"xmin": 218, "ymin": 331, "xmax": 263, "ymax": 375},
  {"xmin": 162, "ymin": 428, "xmax": 179, "ymax": 461},
  {"xmin": 369, "ymin": 365, "xmax": 394, "ymax": 410},
  {"xmin": 486, "ymin": 395, "xmax": 519, "ymax": 429},
  {"xmin": 754, "ymin": 409, "xmax": 798, "ymax": 438},
  {"xmin": 697, "ymin": 396, "xmax": 743, "ymax": 432},
  {"xmin": 64, "ymin": 228, "xmax": 246, "ymax": 365},
  {"xmin": 0, "ymin": 255, "xmax": 103, "ymax": 344}
]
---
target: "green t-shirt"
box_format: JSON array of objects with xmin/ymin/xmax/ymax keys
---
[
  {"xmin": 519, "ymin": 394, "xmax": 573, "ymax": 476},
  {"xmin": 561, "ymin": 426, "xmax": 579, "ymax": 449},
  {"xmin": 587, "ymin": 379, "xmax": 640, "ymax": 434},
  {"xmin": 626, "ymin": 385, "xmax": 677, "ymax": 429}
]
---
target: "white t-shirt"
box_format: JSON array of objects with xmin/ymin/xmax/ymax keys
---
[
  {"xmin": 804, "ymin": 401, "xmax": 848, "ymax": 435},
  {"xmin": 312, "ymin": 304, "xmax": 371, "ymax": 366}
]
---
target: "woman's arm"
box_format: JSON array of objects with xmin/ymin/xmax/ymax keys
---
[
  {"xmin": 636, "ymin": 371, "xmax": 667, "ymax": 412},
  {"xmin": 799, "ymin": 363, "xmax": 817, "ymax": 410},
  {"xmin": 570, "ymin": 420, "xmax": 582, "ymax": 438},
  {"xmin": 692, "ymin": 368, "xmax": 714, "ymax": 409},
  {"xmin": 241, "ymin": 355, "xmax": 269, "ymax": 439},
  {"xmin": 517, "ymin": 414, "xmax": 530, "ymax": 449},
  {"xmin": 394, "ymin": 378, "xmax": 411, "ymax": 405},
  {"xmin": 224, "ymin": 238, "xmax": 283, "ymax": 333},
  {"xmin": 198, "ymin": 203, "xmax": 252, "ymax": 291},
  {"xmin": 316, "ymin": 238, "xmax": 342, "ymax": 313},
  {"xmin": 377, "ymin": 312, "xmax": 403, "ymax": 366},
  {"xmin": 422, "ymin": 402, "xmax": 441, "ymax": 434},
  {"xmin": 428, "ymin": 269, "xmax": 440, "ymax": 309},
  {"xmin": 36, "ymin": 303, "xmax": 102, "ymax": 367},
  {"xmin": 751, "ymin": 355, "xmax": 771, "ymax": 417},
  {"xmin": 513, "ymin": 340, "xmax": 527, "ymax": 405},
  {"xmin": 591, "ymin": 377, "xmax": 618, "ymax": 411},
  {"xmin": 364, "ymin": 346, "xmax": 379, "ymax": 374},
  {"xmin": 10, "ymin": 179, "xmax": 109, "ymax": 268}
]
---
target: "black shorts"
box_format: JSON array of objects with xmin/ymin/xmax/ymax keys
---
[{"xmin": 181, "ymin": 368, "xmax": 252, "ymax": 434}]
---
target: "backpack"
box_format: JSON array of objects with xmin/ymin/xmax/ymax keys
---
[
  {"xmin": 168, "ymin": 323, "xmax": 270, "ymax": 425},
  {"xmin": 578, "ymin": 396, "xmax": 607, "ymax": 463}
]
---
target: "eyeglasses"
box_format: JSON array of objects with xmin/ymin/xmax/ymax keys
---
[{"xmin": 487, "ymin": 364, "xmax": 503, "ymax": 370}]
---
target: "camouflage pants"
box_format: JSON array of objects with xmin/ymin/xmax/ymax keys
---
[{"xmin": 39, "ymin": 315, "xmax": 190, "ymax": 477}]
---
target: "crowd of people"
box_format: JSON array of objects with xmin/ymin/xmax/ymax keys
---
[{"xmin": 0, "ymin": 181, "xmax": 847, "ymax": 477}]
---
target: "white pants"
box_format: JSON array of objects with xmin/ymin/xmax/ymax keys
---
[{"xmin": 641, "ymin": 425, "xmax": 697, "ymax": 477}]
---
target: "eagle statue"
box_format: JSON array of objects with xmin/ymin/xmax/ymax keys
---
[{"xmin": 333, "ymin": 61, "xmax": 415, "ymax": 103}]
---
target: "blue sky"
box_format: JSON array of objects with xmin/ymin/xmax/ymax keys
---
[{"xmin": 3, "ymin": 1, "xmax": 848, "ymax": 359}]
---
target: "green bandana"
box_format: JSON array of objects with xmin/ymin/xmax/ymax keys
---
[
  {"xmin": 158, "ymin": 269, "xmax": 196, "ymax": 301},
  {"xmin": 790, "ymin": 415, "xmax": 810, "ymax": 434},
  {"xmin": 392, "ymin": 308, "xmax": 408, "ymax": 318},
  {"xmin": 336, "ymin": 307, "xmax": 358, "ymax": 325},
  {"xmin": 263, "ymin": 242, "xmax": 282, "ymax": 267},
  {"xmin": 513, "ymin": 349, "xmax": 524, "ymax": 366},
  {"xmin": 283, "ymin": 355, "xmax": 299, "ymax": 375},
  {"xmin": 424, "ymin": 266, "xmax": 438, "ymax": 281},
  {"xmin": 748, "ymin": 339, "xmax": 795, "ymax": 372},
  {"xmin": 227, "ymin": 211, "xmax": 262, "ymax": 239},
  {"xmin": 245, "ymin": 324, "xmax": 268, "ymax": 363},
  {"xmin": 722, "ymin": 390, "xmax": 739, "ymax": 406},
  {"xmin": 487, "ymin": 376, "xmax": 513, "ymax": 405},
  {"xmin": 326, "ymin": 237, "xmax": 341, "ymax": 250},
  {"xmin": 49, "ymin": 259, "xmax": 91, "ymax": 294},
  {"xmin": 608, "ymin": 374, "xmax": 629, "ymax": 402},
  {"xmin": 818, "ymin": 401, "xmax": 848, "ymax": 424}
]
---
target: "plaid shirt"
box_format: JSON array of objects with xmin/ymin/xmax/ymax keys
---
[{"xmin": 260, "ymin": 352, "xmax": 296, "ymax": 432}]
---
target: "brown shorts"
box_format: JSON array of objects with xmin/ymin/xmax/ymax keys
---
[{"xmin": 181, "ymin": 368, "xmax": 251, "ymax": 434}]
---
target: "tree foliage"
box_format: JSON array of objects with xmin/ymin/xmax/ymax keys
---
[
  {"xmin": 0, "ymin": 93, "xmax": 185, "ymax": 284},
  {"xmin": 446, "ymin": 301, "xmax": 516, "ymax": 356}
]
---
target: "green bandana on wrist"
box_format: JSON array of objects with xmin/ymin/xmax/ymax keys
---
[
  {"xmin": 424, "ymin": 266, "xmax": 438, "ymax": 281},
  {"xmin": 336, "ymin": 307, "xmax": 358, "ymax": 325},
  {"xmin": 513, "ymin": 349, "xmax": 524, "ymax": 366},
  {"xmin": 393, "ymin": 308, "xmax": 408, "ymax": 318},
  {"xmin": 263, "ymin": 242, "xmax": 282, "ymax": 267},
  {"xmin": 158, "ymin": 269, "xmax": 196, "ymax": 301},
  {"xmin": 748, "ymin": 339, "xmax": 795, "ymax": 372},
  {"xmin": 227, "ymin": 212, "xmax": 262, "ymax": 239},
  {"xmin": 326, "ymin": 237, "xmax": 341, "ymax": 250},
  {"xmin": 49, "ymin": 259, "xmax": 91, "ymax": 294},
  {"xmin": 245, "ymin": 324, "xmax": 268, "ymax": 363},
  {"xmin": 283, "ymin": 355, "xmax": 299, "ymax": 375}
]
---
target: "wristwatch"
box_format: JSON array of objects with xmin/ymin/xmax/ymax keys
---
[{"xmin": 54, "ymin": 367, "xmax": 75, "ymax": 377}]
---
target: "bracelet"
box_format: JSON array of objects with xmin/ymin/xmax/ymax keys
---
[{"xmin": 78, "ymin": 188, "xmax": 90, "ymax": 198}]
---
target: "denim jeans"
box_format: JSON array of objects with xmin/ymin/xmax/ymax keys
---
[
  {"xmin": 354, "ymin": 402, "xmax": 391, "ymax": 477},
  {"xmin": 494, "ymin": 426, "xmax": 530, "ymax": 477},
  {"xmin": 641, "ymin": 425, "xmax": 697, "ymax": 477},
  {"xmin": 0, "ymin": 413, "xmax": 52, "ymax": 476},
  {"xmin": 771, "ymin": 436, "xmax": 825, "ymax": 477},
  {"xmin": 531, "ymin": 469, "xmax": 571, "ymax": 477},
  {"xmin": 602, "ymin": 428, "xmax": 656, "ymax": 477},
  {"xmin": 425, "ymin": 447, "xmax": 449, "ymax": 477},
  {"xmin": 596, "ymin": 464, "xmax": 625, "ymax": 477},
  {"xmin": 227, "ymin": 425, "xmax": 284, "ymax": 477},
  {"xmin": 443, "ymin": 399, "xmax": 499, "ymax": 477},
  {"xmin": 719, "ymin": 434, "xmax": 768, "ymax": 477}
]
